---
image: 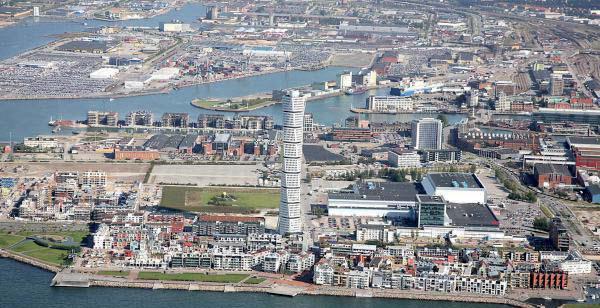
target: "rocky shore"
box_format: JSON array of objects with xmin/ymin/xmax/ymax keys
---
[{"xmin": 0, "ymin": 249, "xmax": 61, "ymax": 273}]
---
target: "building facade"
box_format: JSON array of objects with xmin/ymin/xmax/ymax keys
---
[
  {"xmin": 279, "ymin": 91, "xmax": 305, "ymax": 234},
  {"xmin": 411, "ymin": 118, "xmax": 442, "ymax": 150}
]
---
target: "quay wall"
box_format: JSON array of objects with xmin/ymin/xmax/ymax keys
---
[
  {"xmin": 1, "ymin": 251, "xmax": 534, "ymax": 308},
  {"xmin": 87, "ymin": 278, "xmax": 535, "ymax": 308},
  {"xmin": 0, "ymin": 249, "xmax": 60, "ymax": 273}
]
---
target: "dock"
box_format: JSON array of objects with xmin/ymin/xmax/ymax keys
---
[
  {"xmin": 266, "ymin": 284, "xmax": 304, "ymax": 297},
  {"xmin": 51, "ymin": 271, "xmax": 91, "ymax": 288}
]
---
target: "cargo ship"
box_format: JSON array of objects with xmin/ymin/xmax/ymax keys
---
[
  {"xmin": 48, "ymin": 119, "xmax": 76, "ymax": 127},
  {"xmin": 345, "ymin": 87, "xmax": 367, "ymax": 95}
]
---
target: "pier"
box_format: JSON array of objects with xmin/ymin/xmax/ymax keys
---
[{"xmin": 51, "ymin": 271, "xmax": 91, "ymax": 288}]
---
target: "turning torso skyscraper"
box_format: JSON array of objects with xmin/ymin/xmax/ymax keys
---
[{"xmin": 278, "ymin": 90, "xmax": 305, "ymax": 235}]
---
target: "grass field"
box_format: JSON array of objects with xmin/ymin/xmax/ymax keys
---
[
  {"xmin": 8, "ymin": 239, "xmax": 71, "ymax": 265},
  {"xmin": 98, "ymin": 271, "xmax": 130, "ymax": 277},
  {"xmin": 243, "ymin": 277, "xmax": 266, "ymax": 284},
  {"xmin": 0, "ymin": 233, "xmax": 25, "ymax": 248},
  {"xmin": 0, "ymin": 230, "xmax": 88, "ymax": 266},
  {"xmin": 540, "ymin": 204, "xmax": 554, "ymax": 218},
  {"xmin": 138, "ymin": 272, "xmax": 249, "ymax": 283},
  {"xmin": 191, "ymin": 97, "xmax": 273, "ymax": 111},
  {"xmin": 160, "ymin": 186, "xmax": 279, "ymax": 213},
  {"xmin": 191, "ymin": 99, "xmax": 224, "ymax": 109},
  {"xmin": 23, "ymin": 247, "xmax": 70, "ymax": 265}
]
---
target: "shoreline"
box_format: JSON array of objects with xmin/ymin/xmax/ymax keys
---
[
  {"xmin": 350, "ymin": 108, "xmax": 468, "ymax": 115},
  {"xmin": 1, "ymin": 250, "xmax": 535, "ymax": 307},
  {"xmin": 0, "ymin": 66, "xmax": 327, "ymax": 101}
]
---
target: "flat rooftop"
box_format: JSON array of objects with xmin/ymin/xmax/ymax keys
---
[
  {"xmin": 214, "ymin": 133, "xmax": 231, "ymax": 144},
  {"xmin": 446, "ymin": 203, "xmax": 499, "ymax": 228},
  {"xmin": 329, "ymin": 181, "xmax": 424, "ymax": 202},
  {"xmin": 426, "ymin": 172, "xmax": 483, "ymax": 189},
  {"xmin": 567, "ymin": 136, "xmax": 600, "ymax": 148},
  {"xmin": 416, "ymin": 194, "xmax": 445, "ymax": 204}
]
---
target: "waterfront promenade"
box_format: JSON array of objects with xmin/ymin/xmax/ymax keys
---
[{"xmin": 0, "ymin": 248, "xmax": 541, "ymax": 308}]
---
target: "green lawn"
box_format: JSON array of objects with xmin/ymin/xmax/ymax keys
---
[
  {"xmin": 23, "ymin": 247, "xmax": 70, "ymax": 265},
  {"xmin": 0, "ymin": 230, "xmax": 88, "ymax": 266},
  {"xmin": 192, "ymin": 97, "xmax": 273, "ymax": 111},
  {"xmin": 11, "ymin": 240, "xmax": 42, "ymax": 253},
  {"xmin": 138, "ymin": 272, "xmax": 249, "ymax": 283},
  {"xmin": 191, "ymin": 99, "xmax": 226, "ymax": 109},
  {"xmin": 7, "ymin": 230, "xmax": 88, "ymax": 244},
  {"xmin": 98, "ymin": 270, "xmax": 130, "ymax": 277},
  {"xmin": 244, "ymin": 277, "xmax": 266, "ymax": 284},
  {"xmin": 540, "ymin": 204, "xmax": 554, "ymax": 218},
  {"xmin": 8, "ymin": 239, "xmax": 70, "ymax": 266},
  {"xmin": 160, "ymin": 186, "xmax": 279, "ymax": 213},
  {"xmin": 0, "ymin": 233, "xmax": 25, "ymax": 248}
]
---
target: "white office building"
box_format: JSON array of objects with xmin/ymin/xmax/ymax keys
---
[
  {"xmin": 278, "ymin": 91, "xmax": 305, "ymax": 234},
  {"xmin": 411, "ymin": 118, "xmax": 443, "ymax": 150},
  {"xmin": 338, "ymin": 72, "xmax": 353, "ymax": 89},
  {"xmin": 367, "ymin": 96, "xmax": 414, "ymax": 112},
  {"xmin": 388, "ymin": 149, "xmax": 422, "ymax": 168},
  {"xmin": 421, "ymin": 173, "xmax": 487, "ymax": 204},
  {"xmin": 495, "ymin": 92, "xmax": 510, "ymax": 111}
]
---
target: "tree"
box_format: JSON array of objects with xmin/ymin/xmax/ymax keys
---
[
  {"xmin": 437, "ymin": 114, "xmax": 449, "ymax": 127},
  {"xmin": 533, "ymin": 217, "xmax": 550, "ymax": 231}
]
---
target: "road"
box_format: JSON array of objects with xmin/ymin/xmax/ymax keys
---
[{"xmin": 486, "ymin": 158, "xmax": 595, "ymax": 248}]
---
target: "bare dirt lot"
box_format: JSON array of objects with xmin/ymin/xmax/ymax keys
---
[
  {"xmin": 149, "ymin": 164, "xmax": 265, "ymax": 186},
  {"xmin": 0, "ymin": 162, "xmax": 150, "ymax": 182},
  {"xmin": 330, "ymin": 52, "xmax": 376, "ymax": 68}
]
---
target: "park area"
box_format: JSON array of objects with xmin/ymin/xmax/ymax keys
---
[
  {"xmin": 160, "ymin": 185, "xmax": 279, "ymax": 214},
  {"xmin": 0, "ymin": 230, "xmax": 88, "ymax": 266},
  {"xmin": 191, "ymin": 95, "xmax": 274, "ymax": 111},
  {"xmin": 138, "ymin": 272, "xmax": 250, "ymax": 283}
]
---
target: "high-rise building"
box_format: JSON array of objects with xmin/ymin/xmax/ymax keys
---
[
  {"xmin": 468, "ymin": 90, "xmax": 479, "ymax": 107},
  {"xmin": 303, "ymin": 113, "xmax": 314, "ymax": 132},
  {"xmin": 411, "ymin": 118, "xmax": 442, "ymax": 150},
  {"xmin": 550, "ymin": 218, "xmax": 570, "ymax": 251},
  {"xmin": 550, "ymin": 75, "xmax": 564, "ymax": 96},
  {"xmin": 206, "ymin": 5, "xmax": 219, "ymax": 20},
  {"xmin": 417, "ymin": 195, "xmax": 447, "ymax": 227},
  {"xmin": 495, "ymin": 92, "xmax": 510, "ymax": 111},
  {"xmin": 338, "ymin": 72, "xmax": 353, "ymax": 89},
  {"xmin": 279, "ymin": 90, "xmax": 305, "ymax": 235}
]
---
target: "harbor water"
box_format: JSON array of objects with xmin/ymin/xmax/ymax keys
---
[
  {"xmin": 0, "ymin": 258, "xmax": 510, "ymax": 308},
  {"xmin": 0, "ymin": 3, "xmax": 467, "ymax": 141}
]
